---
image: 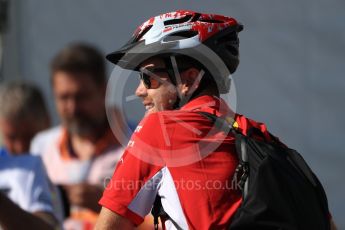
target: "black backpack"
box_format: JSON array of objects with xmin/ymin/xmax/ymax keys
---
[{"xmin": 151, "ymin": 112, "xmax": 331, "ymax": 230}]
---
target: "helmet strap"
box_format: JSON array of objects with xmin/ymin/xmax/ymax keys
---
[{"xmin": 162, "ymin": 56, "xmax": 181, "ymax": 109}]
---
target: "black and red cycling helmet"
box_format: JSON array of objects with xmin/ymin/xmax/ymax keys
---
[{"xmin": 107, "ymin": 10, "xmax": 243, "ymax": 92}]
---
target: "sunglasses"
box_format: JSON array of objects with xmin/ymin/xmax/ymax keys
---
[
  {"xmin": 139, "ymin": 67, "xmax": 170, "ymax": 89},
  {"xmin": 139, "ymin": 67, "xmax": 192, "ymax": 89}
]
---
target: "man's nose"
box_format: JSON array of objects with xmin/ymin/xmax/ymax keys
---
[
  {"xmin": 135, "ymin": 81, "xmax": 148, "ymax": 97},
  {"xmin": 66, "ymin": 98, "xmax": 79, "ymax": 115}
]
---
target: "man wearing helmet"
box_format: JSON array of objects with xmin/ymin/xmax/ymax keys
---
[{"xmin": 96, "ymin": 10, "xmax": 279, "ymax": 229}]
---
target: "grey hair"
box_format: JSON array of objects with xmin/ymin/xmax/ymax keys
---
[{"xmin": 0, "ymin": 81, "xmax": 50, "ymax": 129}]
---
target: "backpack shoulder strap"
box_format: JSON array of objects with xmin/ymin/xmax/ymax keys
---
[
  {"xmin": 196, "ymin": 111, "xmax": 250, "ymax": 198},
  {"xmin": 196, "ymin": 111, "xmax": 238, "ymax": 131}
]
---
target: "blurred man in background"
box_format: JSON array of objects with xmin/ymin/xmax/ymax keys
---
[
  {"xmin": 30, "ymin": 43, "xmax": 122, "ymax": 229},
  {"xmin": 0, "ymin": 81, "xmax": 60, "ymax": 229}
]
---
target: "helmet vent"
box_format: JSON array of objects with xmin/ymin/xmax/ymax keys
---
[
  {"xmin": 164, "ymin": 14, "xmax": 193, "ymax": 26},
  {"xmin": 163, "ymin": 31, "xmax": 198, "ymax": 42},
  {"xmin": 198, "ymin": 19, "xmax": 224, "ymax": 23},
  {"xmin": 191, "ymin": 13, "xmax": 201, "ymax": 22}
]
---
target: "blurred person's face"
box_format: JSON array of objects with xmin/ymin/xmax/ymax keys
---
[
  {"xmin": 135, "ymin": 58, "xmax": 178, "ymax": 115},
  {"xmin": 52, "ymin": 71, "xmax": 106, "ymax": 135},
  {"xmin": 0, "ymin": 118, "xmax": 38, "ymax": 155}
]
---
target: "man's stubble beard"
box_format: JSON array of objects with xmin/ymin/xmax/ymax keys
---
[{"xmin": 64, "ymin": 114, "xmax": 107, "ymax": 136}]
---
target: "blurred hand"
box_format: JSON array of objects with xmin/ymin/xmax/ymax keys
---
[{"xmin": 62, "ymin": 183, "xmax": 103, "ymax": 212}]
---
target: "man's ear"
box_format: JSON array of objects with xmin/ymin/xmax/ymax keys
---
[{"xmin": 180, "ymin": 68, "xmax": 201, "ymax": 96}]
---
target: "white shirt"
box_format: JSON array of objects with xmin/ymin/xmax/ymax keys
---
[{"xmin": 30, "ymin": 126, "xmax": 122, "ymax": 185}]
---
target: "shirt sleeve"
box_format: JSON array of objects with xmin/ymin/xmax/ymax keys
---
[
  {"xmin": 99, "ymin": 113, "xmax": 165, "ymax": 226},
  {"xmin": 24, "ymin": 157, "xmax": 54, "ymax": 214}
]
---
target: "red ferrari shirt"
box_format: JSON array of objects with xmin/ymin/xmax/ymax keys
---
[{"xmin": 99, "ymin": 95, "xmax": 271, "ymax": 230}]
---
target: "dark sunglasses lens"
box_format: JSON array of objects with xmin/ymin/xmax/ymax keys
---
[
  {"xmin": 149, "ymin": 77, "xmax": 160, "ymax": 89},
  {"xmin": 140, "ymin": 73, "xmax": 160, "ymax": 89},
  {"xmin": 141, "ymin": 73, "xmax": 151, "ymax": 89}
]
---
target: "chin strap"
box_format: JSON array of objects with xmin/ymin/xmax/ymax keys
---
[{"xmin": 162, "ymin": 56, "xmax": 181, "ymax": 110}]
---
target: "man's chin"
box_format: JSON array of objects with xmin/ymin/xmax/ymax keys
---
[
  {"xmin": 63, "ymin": 116, "xmax": 107, "ymax": 132},
  {"xmin": 67, "ymin": 124, "xmax": 93, "ymax": 135},
  {"xmin": 64, "ymin": 120, "xmax": 99, "ymax": 135}
]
